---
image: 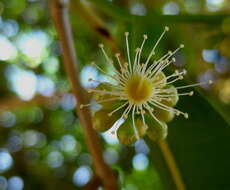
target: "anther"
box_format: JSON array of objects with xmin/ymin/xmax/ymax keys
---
[
  {"xmin": 108, "ymin": 113, "xmax": 112, "ymax": 117},
  {"xmin": 125, "ymin": 32, "xmax": 129, "ymax": 36},
  {"xmin": 208, "ymin": 80, "xmax": 213, "ymax": 84},
  {"xmin": 172, "ymin": 57, "xmax": 176, "ymax": 62},
  {"xmin": 165, "ymin": 26, "xmax": 169, "ymax": 31},
  {"xmin": 123, "ymin": 114, "xmax": 128, "ymax": 119},
  {"xmin": 141, "ymin": 110, "xmax": 145, "ymax": 114},
  {"xmin": 143, "ymin": 34, "xmax": 148, "ymax": 39},
  {"xmin": 179, "ymin": 75, "xmax": 183, "ymax": 80},
  {"xmin": 180, "ymin": 44, "xmax": 185, "ymax": 48},
  {"xmin": 80, "ymin": 104, "xmax": 84, "ymax": 109},
  {"xmin": 189, "ymin": 91, "xmax": 194, "ymax": 96},
  {"xmin": 168, "ymin": 50, "xmax": 172, "ymax": 55},
  {"xmin": 184, "ymin": 113, "xmax": 189, "ymax": 119},
  {"xmin": 135, "ymin": 48, "xmax": 140, "ymax": 52},
  {"xmin": 175, "ymin": 111, "xmax": 180, "ymax": 116},
  {"xmin": 115, "ymin": 53, "xmax": 120, "ymax": 57},
  {"xmin": 98, "ymin": 43, "xmax": 104, "ymax": 48}
]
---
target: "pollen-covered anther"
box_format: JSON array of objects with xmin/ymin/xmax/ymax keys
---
[
  {"xmin": 115, "ymin": 53, "xmax": 120, "ymax": 57},
  {"xmin": 184, "ymin": 113, "xmax": 189, "ymax": 119},
  {"xmin": 172, "ymin": 57, "xmax": 176, "ymax": 62},
  {"xmin": 179, "ymin": 75, "xmax": 183, "ymax": 80},
  {"xmin": 125, "ymin": 32, "xmax": 129, "ymax": 36},
  {"xmin": 175, "ymin": 111, "xmax": 180, "ymax": 116},
  {"xmin": 208, "ymin": 80, "xmax": 213, "ymax": 84},
  {"xmin": 143, "ymin": 34, "xmax": 148, "ymax": 39},
  {"xmin": 189, "ymin": 91, "xmax": 194, "ymax": 96},
  {"xmin": 98, "ymin": 43, "xmax": 104, "ymax": 48},
  {"xmin": 180, "ymin": 44, "xmax": 185, "ymax": 48},
  {"xmin": 165, "ymin": 26, "xmax": 169, "ymax": 31},
  {"xmin": 80, "ymin": 104, "xmax": 84, "ymax": 109}
]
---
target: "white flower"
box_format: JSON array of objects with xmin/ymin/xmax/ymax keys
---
[{"xmin": 81, "ymin": 27, "xmax": 212, "ymax": 143}]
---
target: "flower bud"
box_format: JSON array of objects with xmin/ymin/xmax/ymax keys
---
[
  {"xmin": 117, "ymin": 118, "xmax": 147, "ymax": 145},
  {"xmin": 94, "ymin": 83, "xmax": 116, "ymax": 107},
  {"xmin": 155, "ymin": 108, "xmax": 175, "ymax": 122},
  {"xmin": 161, "ymin": 85, "xmax": 178, "ymax": 107},
  {"xmin": 93, "ymin": 108, "xmax": 119, "ymax": 132},
  {"xmin": 154, "ymin": 72, "xmax": 166, "ymax": 88},
  {"xmin": 145, "ymin": 114, "xmax": 167, "ymax": 141}
]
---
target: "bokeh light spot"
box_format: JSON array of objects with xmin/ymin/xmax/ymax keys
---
[
  {"xmin": 163, "ymin": 2, "xmax": 180, "ymax": 15},
  {"xmin": 8, "ymin": 176, "xmax": 24, "ymax": 190},
  {"xmin": 132, "ymin": 153, "xmax": 149, "ymax": 171},
  {"xmin": 72, "ymin": 166, "xmax": 92, "ymax": 187},
  {"xmin": 46, "ymin": 151, "xmax": 64, "ymax": 168},
  {"xmin": 0, "ymin": 176, "xmax": 7, "ymax": 189},
  {"xmin": 0, "ymin": 150, "xmax": 13, "ymax": 173},
  {"xmin": 0, "ymin": 35, "xmax": 17, "ymax": 61}
]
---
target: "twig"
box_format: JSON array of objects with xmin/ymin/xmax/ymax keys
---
[
  {"xmin": 159, "ymin": 141, "xmax": 186, "ymax": 190},
  {"xmin": 50, "ymin": 0, "xmax": 118, "ymax": 189}
]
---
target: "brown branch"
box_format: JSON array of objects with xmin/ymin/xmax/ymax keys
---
[{"xmin": 50, "ymin": 0, "xmax": 118, "ymax": 189}]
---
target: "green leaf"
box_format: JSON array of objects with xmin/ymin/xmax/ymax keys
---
[{"xmin": 149, "ymin": 91, "xmax": 230, "ymax": 190}]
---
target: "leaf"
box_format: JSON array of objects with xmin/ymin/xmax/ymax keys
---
[{"xmin": 149, "ymin": 91, "xmax": 230, "ymax": 190}]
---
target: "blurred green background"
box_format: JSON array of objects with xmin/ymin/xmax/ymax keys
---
[{"xmin": 0, "ymin": 0, "xmax": 230, "ymax": 189}]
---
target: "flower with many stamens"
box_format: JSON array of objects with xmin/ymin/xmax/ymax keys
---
[{"xmin": 81, "ymin": 27, "xmax": 212, "ymax": 145}]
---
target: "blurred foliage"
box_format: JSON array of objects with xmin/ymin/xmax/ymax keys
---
[{"xmin": 0, "ymin": 0, "xmax": 230, "ymax": 190}]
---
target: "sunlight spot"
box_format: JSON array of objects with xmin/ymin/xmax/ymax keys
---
[
  {"xmin": 103, "ymin": 149, "xmax": 119, "ymax": 165},
  {"xmin": 37, "ymin": 75, "xmax": 55, "ymax": 97},
  {"xmin": 80, "ymin": 65, "xmax": 99, "ymax": 88},
  {"xmin": 0, "ymin": 112, "xmax": 16, "ymax": 128},
  {"xmin": 16, "ymin": 31, "xmax": 49, "ymax": 59},
  {"xmin": 0, "ymin": 176, "xmax": 7, "ymax": 189},
  {"xmin": 130, "ymin": 3, "xmax": 146, "ymax": 16},
  {"xmin": 163, "ymin": 2, "xmax": 180, "ymax": 15},
  {"xmin": 0, "ymin": 35, "xmax": 17, "ymax": 60},
  {"xmin": 0, "ymin": 150, "xmax": 13, "ymax": 173},
  {"xmin": 60, "ymin": 135, "xmax": 77, "ymax": 153},
  {"xmin": 132, "ymin": 153, "xmax": 149, "ymax": 171},
  {"xmin": 46, "ymin": 151, "xmax": 64, "ymax": 168},
  {"xmin": 202, "ymin": 49, "xmax": 218, "ymax": 63},
  {"xmin": 8, "ymin": 176, "xmax": 24, "ymax": 190},
  {"xmin": 73, "ymin": 166, "xmax": 92, "ymax": 187},
  {"xmin": 206, "ymin": 0, "xmax": 225, "ymax": 11},
  {"xmin": 6, "ymin": 65, "xmax": 37, "ymax": 101}
]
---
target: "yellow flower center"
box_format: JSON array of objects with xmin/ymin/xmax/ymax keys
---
[{"xmin": 125, "ymin": 74, "xmax": 153, "ymax": 105}]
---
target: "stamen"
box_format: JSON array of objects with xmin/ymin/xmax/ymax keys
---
[
  {"xmin": 145, "ymin": 26, "xmax": 169, "ymax": 67},
  {"xmin": 175, "ymin": 80, "xmax": 213, "ymax": 90},
  {"xmin": 133, "ymin": 48, "xmax": 140, "ymax": 72},
  {"xmin": 115, "ymin": 53, "xmax": 123, "ymax": 72},
  {"xmin": 99, "ymin": 44, "xmax": 113, "ymax": 66},
  {"xmin": 91, "ymin": 62, "xmax": 125, "ymax": 85},
  {"xmin": 132, "ymin": 106, "xmax": 139, "ymax": 139},
  {"xmin": 125, "ymin": 32, "xmax": 132, "ymax": 72},
  {"xmin": 138, "ymin": 34, "xmax": 148, "ymax": 73},
  {"xmin": 108, "ymin": 102, "xmax": 129, "ymax": 116}
]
